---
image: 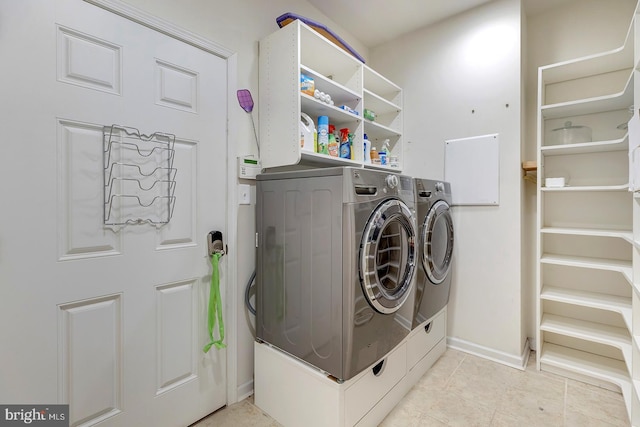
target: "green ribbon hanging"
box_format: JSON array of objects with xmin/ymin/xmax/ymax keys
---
[{"xmin": 203, "ymin": 252, "xmax": 226, "ymax": 353}]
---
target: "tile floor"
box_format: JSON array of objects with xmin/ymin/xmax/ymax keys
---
[{"xmin": 192, "ymin": 348, "xmax": 630, "ymax": 427}]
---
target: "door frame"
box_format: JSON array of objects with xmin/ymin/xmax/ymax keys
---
[{"xmin": 84, "ymin": 0, "xmax": 240, "ymax": 405}]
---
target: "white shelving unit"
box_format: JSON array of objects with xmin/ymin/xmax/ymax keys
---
[
  {"xmin": 536, "ymin": 9, "xmax": 638, "ymax": 424},
  {"xmin": 259, "ymin": 20, "xmax": 402, "ymax": 170}
]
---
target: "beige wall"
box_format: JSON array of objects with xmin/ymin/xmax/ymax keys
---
[{"xmin": 369, "ymin": 0, "xmax": 526, "ymax": 365}]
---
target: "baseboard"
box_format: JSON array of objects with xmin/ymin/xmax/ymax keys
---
[
  {"xmin": 447, "ymin": 336, "xmax": 530, "ymax": 370},
  {"xmin": 237, "ymin": 379, "xmax": 254, "ymax": 402}
]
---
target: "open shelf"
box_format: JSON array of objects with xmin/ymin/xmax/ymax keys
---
[
  {"xmin": 540, "ymin": 254, "xmax": 632, "ymax": 284},
  {"xmin": 536, "ymin": 7, "xmax": 637, "ymax": 423},
  {"xmin": 363, "ymin": 89, "xmax": 401, "ymax": 116},
  {"xmin": 363, "ymin": 65, "xmax": 402, "ymax": 104},
  {"xmin": 541, "ymin": 134, "xmax": 629, "ymax": 156},
  {"xmin": 539, "ymin": 20, "xmax": 634, "ymax": 86},
  {"xmin": 540, "ymin": 227, "xmax": 633, "ymax": 244},
  {"xmin": 541, "ymin": 184, "xmax": 629, "ymax": 192},
  {"xmin": 259, "ymin": 19, "xmax": 403, "ymax": 170},
  {"xmin": 540, "ymin": 314, "xmax": 631, "ymax": 374},
  {"xmin": 540, "ymin": 286, "xmax": 632, "ymax": 330},
  {"xmin": 540, "ymin": 343, "xmax": 632, "ymax": 419},
  {"xmin": 540, "ymin": 70, "xmax": 633, "ymax": 119}
]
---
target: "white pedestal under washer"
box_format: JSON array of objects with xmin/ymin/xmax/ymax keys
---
[
  {"xmin": 256, "ymin": 166, "xmax": 417, "ymax": 382},
  {"xmin": 412, "ymin": 178, "xmax": 455, "ymax": 329}
]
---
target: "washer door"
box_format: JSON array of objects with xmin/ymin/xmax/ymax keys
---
[
  {"xmin": 360, "ymin": 199, "xmax": 416, "ymax": 314},
  {"xmin": 423, "ymin": 199, "xmax": 454, "ymax": 284}
]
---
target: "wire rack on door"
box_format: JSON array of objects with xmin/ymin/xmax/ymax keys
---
[{"xmin": 103, "ymin": 124, "xmax": 177, "ymax": 226}]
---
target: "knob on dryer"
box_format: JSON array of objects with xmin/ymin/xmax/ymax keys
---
[
  {"xmin": 385, "ymin": 174, "xmax": 399, "ymax": 188},
  {"xmin": 435, "ymin": 182, "xmax": 445, "ymax": 192}
]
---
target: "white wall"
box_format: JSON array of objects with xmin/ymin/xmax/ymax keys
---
[
  {"xmin": 523, "ymin": 0, "xmax": 636, "ymax": 349},
  {"xmin": 118, "ymin": 0, "xmax": 368, "ymax": 401},
  {"xmin": 369, "ymin": 0, "xmax": 526, "ymax": 365}
]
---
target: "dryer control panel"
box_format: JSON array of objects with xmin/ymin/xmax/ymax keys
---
[{"xmin": 385, "ymin": 174, "xmax": 399, "ymax": 188}]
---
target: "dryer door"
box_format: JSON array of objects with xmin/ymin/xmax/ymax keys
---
[
  {"xmin": 423, "ymin": 199, "xmax": 454, "ymax": 284},
  {"xmin": 360, "ymin": 199, "xmax": 416, "ymax": 314}
]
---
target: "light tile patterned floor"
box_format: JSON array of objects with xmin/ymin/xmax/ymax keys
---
[{"xmin": 193, "ymin": 349, "xmax": 630, "ymax": 427}]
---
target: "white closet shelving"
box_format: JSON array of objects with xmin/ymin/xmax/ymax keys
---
[
  {"xmin": 536, "ymin": 8, "xmax": 638, "ymax": 424},
  {"xmin": 258, "ymin": 20, "xmax": 402, "ymax": 170},
  {"xmin": 363, "ymin": 66, "xmax": 402, "ymax": 162}
]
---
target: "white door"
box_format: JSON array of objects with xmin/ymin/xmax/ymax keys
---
[{"xmin": 0, "ymin": 1, "xmax": 228, "ymax": 426}]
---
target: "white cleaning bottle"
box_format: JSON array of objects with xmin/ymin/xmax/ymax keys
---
[
  {"xmin": 300, "ymin": 113, "xmax": 315, "ymax": 152},
  {"xmin": 380, "ymin": 139, "xmax": 390, "ymax": 166},
  {"xmin": 363, "ymin": 134, "xmax": 371, "ymax": 164}
]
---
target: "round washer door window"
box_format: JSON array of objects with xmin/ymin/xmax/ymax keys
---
[
  {"xmin": 423, "ymin": 200, "xmax": 454, "ymax": 284},
  {"xmin": 360, "ymin": 199, "xmax": 416, "ymax": 314}
]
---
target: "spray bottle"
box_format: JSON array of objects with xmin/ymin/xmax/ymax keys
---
[{"xmin": 380, "ymin": 139, "xmax": 390, "ymax": 166}]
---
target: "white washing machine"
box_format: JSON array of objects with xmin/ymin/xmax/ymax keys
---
[
  {"xmin": 412, "ymin": 178, "xmax": 454, "ymax": 328},
  {"xmin": 256, "ymin": 167, "xmax": 417, "ymax": 382}
]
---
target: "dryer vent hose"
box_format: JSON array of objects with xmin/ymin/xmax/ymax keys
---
[{"xmin": 245, "ymin": 271, "xmax": 256, "ymax": 316}]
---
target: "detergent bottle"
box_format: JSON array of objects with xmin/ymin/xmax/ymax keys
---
[
  {"xmin": 300, "ymin": 113, "xmax": 315, "ymax": 152},
  {"xmin": 363, "ymin": 134, "xmax": 371, "ymax": 164}
]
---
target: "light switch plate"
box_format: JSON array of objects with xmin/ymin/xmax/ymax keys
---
[{"xmin": 238, "ymin": 184, "xmax": 251, "ymax": 205}]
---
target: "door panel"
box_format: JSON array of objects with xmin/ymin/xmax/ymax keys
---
[
  {"xmin": 58, "ymin": 294, "xmax": 123, "ymax": 425},
  {"xmin": 0, "ymin": 1, "xmax": 228, "ymax": 425},
  {"xmin": 59, "ymin": 120, "xmax": 122, "ymax": 259}
]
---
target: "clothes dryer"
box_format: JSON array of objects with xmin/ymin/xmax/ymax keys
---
[
  {"xmin": 256, "ymin": 167, "xmax": 417, "ymax": 382},
  {"xmin": 412, "ymin": 179, "xmax": 455, "ymax": 328}
]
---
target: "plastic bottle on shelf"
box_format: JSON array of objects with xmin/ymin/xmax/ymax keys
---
[
  {"xmin": 348, "ymin": 132, "xmax": 354, "ymax": 160},
  {"xmin": 363, "ymin": 134, "xmax": 371, "ymax": 164},
  {"xmin": 379, "ymin": 139, "xmax": 390, "ymax": 166},
  {"xmin": 371, "ymin": 146, "xmax": 380, "ymax": 165},
  {"xmin": 339, "ymin": 128, "xmax": 351, "ymax": 159},
  {"xmin": 317, "ymin": 115, "xmax": 329, "ymax": 155},
  {"xmin": 328, "ymin": 132, "xmax": 339, "ymax": 157},
  {"xmin": 300, "ymin": 112, "xmax": 315, "ymax": 152}
]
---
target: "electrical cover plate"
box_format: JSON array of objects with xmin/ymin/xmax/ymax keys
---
[{"xmin": 238, "ymin": 184, "xmax": 251, "ymax": 205}]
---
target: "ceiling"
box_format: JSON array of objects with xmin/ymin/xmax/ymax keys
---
[{"xmin": 306, "ymin": 0, "xmax": 575, "ymax": 48}]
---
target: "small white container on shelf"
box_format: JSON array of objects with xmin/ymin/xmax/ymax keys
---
[{"xmin": 545, "ymin": 177, "xmax": 566, "ymax": 187}]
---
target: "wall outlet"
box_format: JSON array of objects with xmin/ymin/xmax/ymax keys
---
[{"xmin": 238, "ymin": 184, "xmax": 251, "ymax": 205}]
